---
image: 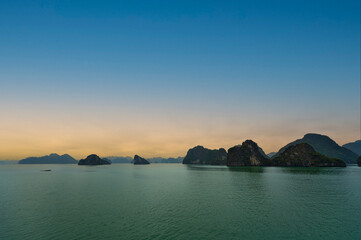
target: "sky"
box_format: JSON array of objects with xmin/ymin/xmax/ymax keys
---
[{"xmin": 0, "ymin": 0, "xmax": 360, "ymax": 160}]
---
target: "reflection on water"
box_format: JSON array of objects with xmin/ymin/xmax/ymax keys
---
[
  {"xmin": 184, "ymin": 165, "xmax": 348, "ymax": 175},
  {"xmin": 184, "ymin": 164, "xmax": 228, "ymax": 172},
  {"xmin": 185, "ymin": 165, "xmax": 266, "ymax": 173},
  {"xmin": 0, "ymin": 164, "xmax": 360, "ymax": 240},
  {"xmin": 278, "ymin": 167, "xmax": 347, "ymax": 175},
  {"xmin": 227, "ymin": 166, "xmax": 265, "ymax": 173}
]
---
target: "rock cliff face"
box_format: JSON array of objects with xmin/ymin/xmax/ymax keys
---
[
  {"xmin": 273, "ymin": 143, "xmax": 346, "ymax": 167},
  {"xmin": 274, "ymin": 133, "xmax": 357, "ymax": 164},
  {"xmin": 132, "ymin": 155, "xmax": 150, "ymax": 165},
  {"xmin": 227, "ymin": 140, "xmax": 272, "ymax": 166},
  {"xmin": 78, "ymin": 154, "xmax": 111, "ymax": 165},
  {"xmin": 18, "ymin": 153, "xmax": 77, "ymax": 164},
  {"xmin": 182, "ymin": 146, "xmax": 227, "ymax": 165}
]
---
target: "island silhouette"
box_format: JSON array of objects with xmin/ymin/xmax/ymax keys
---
[{"xmin": 13, "ymin": 133, "xmax": 361, "ymax": 167}]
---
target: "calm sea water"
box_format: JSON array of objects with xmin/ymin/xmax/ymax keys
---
[{"xmin": 0, "ymin": 164, "xmax": 360, "ymax": 240}]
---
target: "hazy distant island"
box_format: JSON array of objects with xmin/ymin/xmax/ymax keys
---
[
  {"xmin": 132, "ymin": 155, "xmax": 150, "ymax": 165},
  {"xmin": 12, "ymin": 133, "xmax": 361, "ymax": 168},
  {"xmin": 267, "ymin": 152, "xmax": 277, "ymax": 158},
  {"xmin": 78, "ymin": 154, "xmax": 111, "ymax": 165},
  {"xmin": 106, "ymin": 156, "xmax": 183, "ymax": 164},
  {"xmin": 343, "ymin": 140, "xmax": 361, "ymax": 156},
  {"xmin": 147, "ymin": 156, "xmax": 183, "ymax": 163},
  {"xmin": 18, "ymin": 153, "xmax": 77, "ymax": 164},
  {"xmin": 13, "ymin": 155, "xmax": 183, "ymax": 165},
  {"xmin": 106, "ymin": 156, "xmax": 133, "ymax": 163}
]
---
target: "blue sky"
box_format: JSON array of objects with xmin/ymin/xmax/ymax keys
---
[{"xmin": 0, "ymin": 0, "xmax": 360, "ymax": 159}]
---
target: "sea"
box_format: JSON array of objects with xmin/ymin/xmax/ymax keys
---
[{"xmin": 0, "ymin": 164, "xmax": 360, "ymax": 240}]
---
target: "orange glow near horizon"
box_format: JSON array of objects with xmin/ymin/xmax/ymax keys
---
[{"xmin": 0, "ymin": 107, "xmax": 358, "ymax": 160}]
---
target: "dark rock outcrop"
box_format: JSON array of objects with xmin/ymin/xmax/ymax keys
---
[
  {"xmin": 273, "ymin": 143, "xmax": 346, "ymax": 167},
  {"xmin": 227, "ymin": 140, "xmax": 272, "ymax": 166},
  {"xmin": 358, "ymin": 156, "xmax": 361, "ymax": 167},
  {"xmin": 343, "ymin": 140, "xmax": 361, "ymax": 156},
  {"xmin": 273, "ymin": 133, "xmax": 358, "ymax": 164},
  {"xmin": 132, "ymin": 155, "xmax": 150, "ymax": 165},
  {"xmin": 182, "ymin": 146, "xmax": 227, "ymax": 165},
  {"xmin": 18, "ymin": 153, "xmax": 77, "ymax": 164},
  {"xmin": 78, "ymin": 154, "xmax": 111, "ymax": 165}
]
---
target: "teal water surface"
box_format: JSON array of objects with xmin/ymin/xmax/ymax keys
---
[{"xmin": 0, "ymin": 164, "xmax": 360, "ymax": 240}]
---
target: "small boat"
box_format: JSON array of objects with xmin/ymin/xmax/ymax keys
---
[{"xmin": 41, "ymin": 169, "xmax": 51, "ymax": 171}]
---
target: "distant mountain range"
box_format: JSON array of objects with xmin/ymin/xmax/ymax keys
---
[
  {"xmin": 267, "ymin": 152, "xmax": 277, "ymax": 158},
  {"xmin": 18, "ymin": 153, "xmax": 77, "ymax": 164},
  {"xmin": 12, "ymin": 133, "xmax": 360, "ymax": 166},
  {"xmin": 342, "ymin": 140, "xmax": 361, "ymax": 156},
  {"xmin": 106, "ymin": 156, "xmax": 183, "ymax": 163},
  {"xmin": 147, "ymin": 157, "xmax": 183, "ymax": 163},
  {"xmin": 273, "ymin": 133, "xmax": 358, "ymax": 164},
  {"xmin": 106, "ymin": 156, "xmax": 133, "ymax": 163},
  {"xmin": 0, "ymin": 161, "xmax": 17, "ymax": 165},
  {"xmin": 15, "ymin": 154, "xmax": 183, "ymax": 164}
]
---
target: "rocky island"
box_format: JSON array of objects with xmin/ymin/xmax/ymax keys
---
[
  {"xmin": 227, "ymin": 140, "xmax": 272, "ymax": 166},
  {"xmin": 343, "ymin": 140, "xmax": 361, "ymax": 156},
  {"xmin": 273, "ymin": 133, "xmax": 358, "ymax": 164},
  {"xmin": 272, "ymin": 143, "xmax": 346, "ymax": 167},
  {"xmin": 18, "ymin": 153, "xmax": 77, "ymax": 164},
  {"xmin": 132, "ymin": 155, "xmax": 150, "ymax": 165},
  {"xmin": 78, "ymin": 154, "xmax": 111, "ymax": 165},
  {"xmin": 182, "ymin": 146, "xmax": 227, "ymax": 165}
]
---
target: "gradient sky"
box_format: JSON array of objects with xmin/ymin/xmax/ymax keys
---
[{"xmin": 0, "ymin": 0, "xmax": 360, "ymax": 160}]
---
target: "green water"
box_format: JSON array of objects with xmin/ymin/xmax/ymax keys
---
[{"xmin": 0, "ymin": 164, "xmax": 360, "ymax": 240}]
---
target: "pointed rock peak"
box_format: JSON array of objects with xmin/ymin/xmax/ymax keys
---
[
  {"xmin": 133, "ymin": 155, "xmax": 150, "ymax": 165},
  {"xmin": 78, "ymin": 154, "xmax": 111, "ymax": 165},
  {"xmin": 242, "ymin": 139, "xmax": 259, "ymax": 148},
  {"xmin": 227, "ymin": 140, "xmax": 271, "ymax": 166},
  {"xmin": 192, "ymin": 145, "xmax": 205, "ymax": 150}
]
